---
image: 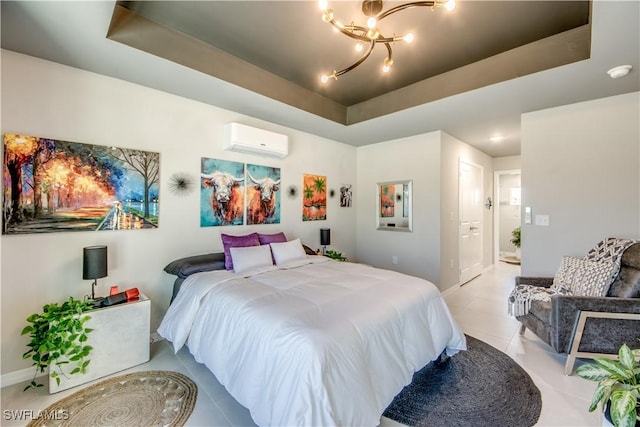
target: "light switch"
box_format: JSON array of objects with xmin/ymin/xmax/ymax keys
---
[
  {"xmin": 535, "ymin": 214, "xmax": 550, "ymax": 226},
  {"xmin": 524, "ymin": 207, "xmax": 532, "ymax": 224}
]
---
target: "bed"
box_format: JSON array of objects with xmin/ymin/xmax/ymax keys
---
[{"xmin": 158, "ymin": 242, "xmax": 466, "ymax": 426}]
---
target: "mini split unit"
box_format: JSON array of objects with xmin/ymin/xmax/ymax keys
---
[{"xmin": 223, "ymin": 122, "xmax": 289, "ymax": 158}]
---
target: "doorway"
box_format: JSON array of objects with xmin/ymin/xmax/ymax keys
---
[
  {"xmin": 493, "ymin": 170, "xmax": 522, "ymax": 264},
  {"xmin": 458, "ymin": 159, "xmax": 483, "ymax": 285}
]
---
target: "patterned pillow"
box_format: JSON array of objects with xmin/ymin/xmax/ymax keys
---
[{"xmin": 552, "ymin": 256, "xmax": 617, "ymax": 297}]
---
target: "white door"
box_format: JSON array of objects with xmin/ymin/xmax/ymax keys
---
[{"xmin": 459, "ymin": 159, "xmax": 483, "ymax": 285}]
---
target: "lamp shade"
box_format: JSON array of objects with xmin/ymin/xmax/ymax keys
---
[
  {"xmin": 83, "ymin": 245, "xmax": 108, "ymax": 280},
  {"xmin": 320, "ymin": 228, "xmax": 331, "ymax": 246}
]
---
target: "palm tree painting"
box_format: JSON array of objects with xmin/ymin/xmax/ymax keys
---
[
  {"xmin": 2, "ymin": 133, "xmax": 159, "ymax": 234},
  {"xmin": 302, "ymin": 174, "xmax": 326, "ymax": 221}
]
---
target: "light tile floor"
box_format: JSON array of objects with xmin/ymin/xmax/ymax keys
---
[{"xmin": 1, "ymin": 262, "xmax": 601, "ymax": 426}]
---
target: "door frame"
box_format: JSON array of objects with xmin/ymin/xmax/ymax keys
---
[{"xmin": 493, "ymin": 169, "xmax": 521, "ymax": 264}]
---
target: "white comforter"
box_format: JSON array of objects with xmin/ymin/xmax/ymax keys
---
[{"xmin": 158, "ymin": 257, "xmax": 466, "ymax": 426}]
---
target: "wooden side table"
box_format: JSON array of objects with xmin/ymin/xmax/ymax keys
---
[{"xmin": 49, "ymin": 294, "xmax": 151, "ymax": 393}]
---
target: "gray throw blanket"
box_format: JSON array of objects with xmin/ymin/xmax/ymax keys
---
[{"xmin": 507, "ymin": 238, "xmax": 637, "ymax": 317}]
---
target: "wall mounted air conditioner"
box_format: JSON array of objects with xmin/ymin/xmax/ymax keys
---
[{"xmin": 223, "ymin": 122, "xmax": 289, "ymax": 158}]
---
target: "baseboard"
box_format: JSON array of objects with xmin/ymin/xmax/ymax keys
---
[
  {"xmin": 441, "ymin": 282, "xmax": 461, "ymax": 296},
  {"xmin": 1, "ymin": 367, "xmax": 45, "ymax": 388},
  {"xmin": 3, "ymin": 330, "xmax": 163, "ymax": 389}
]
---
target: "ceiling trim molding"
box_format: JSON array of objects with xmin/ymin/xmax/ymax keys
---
[
  {"xmin": 107, "ymin": 4, "xmax": 347, "ymax": 125},
  {"xmin": 108, "ymin": 4, "xmax": 590, "ymax": 128},
  {"xmin": 347, "ymin": 24, "xmax": 591, "ymax": 124}
]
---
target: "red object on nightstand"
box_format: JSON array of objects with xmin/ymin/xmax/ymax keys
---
[{"xmin": 125, "ymin": 288, "xmax": 140, "ymax": 301}]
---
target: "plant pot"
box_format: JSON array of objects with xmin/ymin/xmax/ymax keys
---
[{"xmin": 603, "ymin": 401, "xmax": 614, "ymax": 427}]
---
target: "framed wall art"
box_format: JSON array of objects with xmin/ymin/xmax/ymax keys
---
[
  {"xmin": 2, "ymin": 133, "xmax": 159, "ymax": 234},
  {"xmin": 302, "ymin": 174, "xmax": 326, "ymax": 221},
  {"xmin": 246, "ymin": 163, "xmax": 281, "ymax": 225},
  {"xmin": 200, "ymin": 158, "xmax": 245, "ymax": 227}
]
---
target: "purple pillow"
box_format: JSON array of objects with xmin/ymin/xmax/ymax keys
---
[
  {"xmin": 258, "ymin": 232, "xmax": 287, "ymax": 245},
  {"xmin": 221, "ymin": 233, "xmax": 260, "ymax": 270}
]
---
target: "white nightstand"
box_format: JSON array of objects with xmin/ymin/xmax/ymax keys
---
[{"xmin": 49, "ymin": 294, "xmax": 151, "ymax": 393}]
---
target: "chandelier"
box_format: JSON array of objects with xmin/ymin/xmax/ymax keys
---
[{"xmin": 319, "ymin": 0, "xmax": 456, "ymax": 83}]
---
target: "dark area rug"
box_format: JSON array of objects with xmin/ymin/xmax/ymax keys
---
[{"xmin": 383, "ymin": 335, "xmax": 541, "ymax": 427}]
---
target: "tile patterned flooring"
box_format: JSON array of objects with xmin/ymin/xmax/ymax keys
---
[{"xmin": 1, "ymin": 262, "xmax": 601, "ymax": 426}]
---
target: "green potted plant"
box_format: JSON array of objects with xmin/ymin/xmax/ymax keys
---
[
  {"xmin": 511, "ymin": 226, "xmax": 521, "ymax": 259},
  {"xmin": 575, "ymin": 343, "xmax": 640, "ymax": 427},
  {"xmin": 324, "ymin": 249, "xmax": 348, "ymax": 262},
  {"xmin": 21, "ymin": 297, "xmax": 94, "ymax": 391}
]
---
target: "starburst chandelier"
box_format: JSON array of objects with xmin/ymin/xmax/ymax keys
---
[{"xmin": 319, "ymin": 0, "xmax": 456, "ymax": 83}]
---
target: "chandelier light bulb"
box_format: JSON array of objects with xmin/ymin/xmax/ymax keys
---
[
  {"xmin": 321, "ymin": 72, "xmax": 337, "ymax": 83},
  {"xmin": 382, "ymin": 57, "xmax": 393, "ymax": 73},
  {"xmin": 319, "ymin": 0, "xmax": 455, "ymax": 82}
]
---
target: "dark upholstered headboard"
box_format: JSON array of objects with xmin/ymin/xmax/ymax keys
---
[{"xmin": 164, "ymin": 252, "xmax": 226, "ymax": 302}]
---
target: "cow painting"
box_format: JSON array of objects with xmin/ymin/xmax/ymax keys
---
[
  {"xmin": 200, "ymin": 158, "xmax": 245, "ymax": 226},
  {"xmin": 246, "ymin": 165, "xmax": 281, "ymax": 225}
]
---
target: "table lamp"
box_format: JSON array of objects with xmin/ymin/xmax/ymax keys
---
[
  {"xmin": 83, "ymin": 245, "xmax": 107, "ymax": 300},
  {"xmin": 320, "ymin": 228, "xmax": 331, "ymax": 255}
]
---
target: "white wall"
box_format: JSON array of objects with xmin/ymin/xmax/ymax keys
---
[
  {"xmin": 355, "ymin": 131, "xmax": 493, "ymax": 292},
  {"xmin": 493, "ymin": 155, "xmax": 521, "ymax": 172},
  {"xmin": 521, "ymin": 92, "xmax": 640, "ymax": 276},
  {"xmin": 0, "ymin": 51, "xmax": 357, "ymax": 375},
  {"xmin": 356, "ymin": 133, "xmax": 442, "ymax": 284}
]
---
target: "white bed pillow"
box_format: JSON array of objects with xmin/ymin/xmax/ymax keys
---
[
  {"xmin": 270, "ymin": 238, "xmax": 308, "ymax": 266},
  {"xmin": 230, "ymin": 245, "xmax": 274, "ymax": 274}
]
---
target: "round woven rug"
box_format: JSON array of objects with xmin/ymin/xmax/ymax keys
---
[
  {"xmin": 383, "ymin": 335, "xmax": 541, "ymax": 427},
  {"xmin": 27, "ymin": 370, "xmax": 197, "ymax": 427}
]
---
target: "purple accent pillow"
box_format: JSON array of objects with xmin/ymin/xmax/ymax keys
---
[
  {"xmin": 258, "ymin": 232, "xmax": 287, "ymax": 245},
  {"xmin": 221, "ymin": 233, "xmax": 260, "ymax": 270}
]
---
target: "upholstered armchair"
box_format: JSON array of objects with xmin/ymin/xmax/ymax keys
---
[{"xmin": 514, "ymin": 242, "xmax": 640, "ymax": 374}]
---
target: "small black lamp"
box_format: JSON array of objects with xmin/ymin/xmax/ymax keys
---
[
  {"xmin": 83, "ymin": 245, "xmax": 107, "ymax": 300},
  {"xmin": 320, "ymin": 228, "xmax": 331, "ymax": 255}
]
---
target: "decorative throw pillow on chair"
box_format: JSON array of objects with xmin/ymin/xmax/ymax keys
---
[{"xmin": 552, "ymin": 256, "xmax": 618, "ymax": 297}]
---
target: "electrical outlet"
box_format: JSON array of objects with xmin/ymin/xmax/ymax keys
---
[
  {"xmin": 535, "ymin": 214, "xmax": 550, "ymax": 226},
  {"xmin": 450, "ymin": 259, "xmax": 454, "ymax": 269},
  {"xmin": 392, "ymin": 256, "xmax": 398, "ymax": 265}
]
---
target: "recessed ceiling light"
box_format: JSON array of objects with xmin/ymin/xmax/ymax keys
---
[
  {"xmin": 490, "ymin": 135, "xmax": 504, "ymax": 143},
  {"xmin": 607, "ymin": 65, "xmax": 632, "ymax": 79}
]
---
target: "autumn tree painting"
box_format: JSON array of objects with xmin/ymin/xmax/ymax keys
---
[
  {"xmin": 2, "ymin": 134, "xmax": 159, "ymax": 234},
  {"xmin": 302, "ymin": 174, "xmax": 326, "ymax": 221}
]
